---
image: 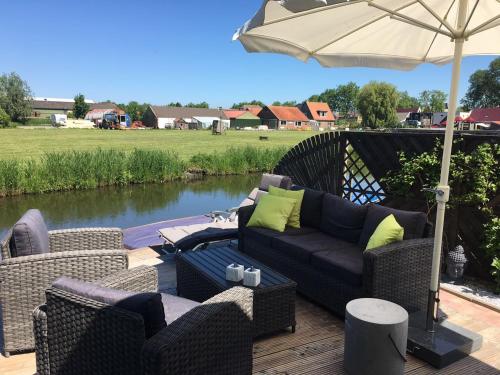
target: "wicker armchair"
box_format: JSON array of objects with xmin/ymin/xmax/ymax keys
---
[
  {"xmin": 34, "ymin": 266, "xmax": 254, "ymax": 375},
  {"xmin": 0, "ymin": 227, "xmax": 127, "ymax": 356}
]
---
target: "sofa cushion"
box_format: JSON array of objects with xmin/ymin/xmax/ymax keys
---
[
  {"xmin": 269, "ymin": 186, "xmax": 304, "ymax": 228},
  {"xmin": 272, "ymin": 232, "xmax": 356, "ymax": 263},
  {"xmin": 311, "ymin": 245, "xmax": 364, "ymax": 286},
  {"xmin": 161, "ymin": 293, "xmax": 200, "ymax": 325},
  {"xmin": 291, "ymin": 186, "xmax": 324, "ymax": 228},
  {"xmin": 52, "ymin": 277, "xmax": 166, "ymax": 339},
  {"xmin": 247, "ymin": 194, "xmax": 297, "ymax": 232},
  {"xmin": 359, "ymin": 204, "xmax": 428, "ymax": 249},
  {"xmin": 320, "ymin": 194, "xmax": 368, "ymax": 243},
  {"xmin": 259, "ymin": 173, "xmax": 292, "ymax": 191},
  {"xmin": 244, "ymin": 226, "xmax": 317, "ymax": 247},
  {"xmin": 11, "ymin": 209, "xmax": 50, "ymax": 257}
]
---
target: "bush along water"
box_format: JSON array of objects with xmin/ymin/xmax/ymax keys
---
[{"xmin": 0, "ymin": 146, "xmax": 288, "ymax": 196}]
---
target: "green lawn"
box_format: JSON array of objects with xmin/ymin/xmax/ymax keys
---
[{"xmin": 0, "ymin": 128, "xmax": 314, "ymax": 160}]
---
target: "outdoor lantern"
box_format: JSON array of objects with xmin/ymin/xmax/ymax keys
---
[{"xmin": 446, "ymin": 245, "xmax": 467, "ymax": 283}]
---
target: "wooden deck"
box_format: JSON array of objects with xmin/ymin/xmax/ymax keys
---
[{"xmin": 1, "ymin": 247, "xmax": 499, "ymax": 375}]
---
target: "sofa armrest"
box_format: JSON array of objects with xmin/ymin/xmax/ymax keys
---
[
  {"xmin": 33, "ymin": 305, "xmax": 50, "ymax": 375},
  {"xmin": 142, "ymin": 287, "xmax": 253, "ymax": 375},
  {"xmin": 238, "ymin": 205, "xmax": 256, "ymax": 252},
  {"xmin": 48, "ymin": 227, "xmax": 123, "ymax": 252},
  {"xmin": 94, "ymin": 265, "xmax": 158, "ymax": 293},
  {"xmin": 363, "ymin": 238, "xmax": 434, "ymax": 313}
]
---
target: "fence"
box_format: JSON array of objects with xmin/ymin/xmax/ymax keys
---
[{"xmin": 273, "ymin": 129, "xmax": 499, "ymax": 278}]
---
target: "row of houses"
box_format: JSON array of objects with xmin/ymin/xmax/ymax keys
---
[
  {"xmin": 142, "ymin": 101, "xmax": 336, "ymax": 130},
  {"xmin": 31, "ymin": 97, "xmax": 123, "ymax": 118}
]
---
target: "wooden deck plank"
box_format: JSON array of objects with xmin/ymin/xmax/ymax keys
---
[{"xmin": 1, "ymin": 247, "xmax": 499, "ymax": 375}]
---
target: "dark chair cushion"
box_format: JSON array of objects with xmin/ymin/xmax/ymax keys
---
[
  {"xmin": 52, "ymin": 277, "xmax": 166, "ymax": 339},
  {"xmin": 359, "ymin": 204, "xmax": 429, "ymax": 249},
  {"xmin": 161, "ymin": 293, "xmax": 200, "ymax": 324},
  {"xmin": 11, "ymin": 209, "xmax": 50, "ymax": 257},
  {"xmin": 272, "ymin": 232, "xmax": 355, "ymax": 263},
  {"xmin": 291, "ymin": 185, "xmax": 324, "ymax": 228},
  {"xmin": 243, "ymin": 226, "xmax": 317, "ymax": 247},
  {"xmin": 311, "ymin": 245, "xmax": 364, "ymax": 286},
  {"xmin": 320, "ymin": 194, "xmax": 368, "ymax": 243}
]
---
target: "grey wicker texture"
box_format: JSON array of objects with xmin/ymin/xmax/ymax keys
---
[
  {"xmin": 33, "ymin": 267, "xmax": 253, "ymax": 375},
  {"xmin": 238, "ymin": 205, "xmax": 434, "ymax": 317},
  {"xmin": 176, "ymin": 247, "xmax": 296, "ymax": 337},
  {"xmin": 0, "ymin": 227, "xmax": 127, "ymax": 356}
]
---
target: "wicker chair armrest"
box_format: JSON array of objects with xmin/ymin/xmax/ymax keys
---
[
  {"xmin": 142, "ymin": 287, "xmax": 253, "ymax": 375},
  {"xmin": 363, "ymin": 237, "xmax": 434, "ymax": 313},
  {"xmin": 238, "ymin": 205, "xmax": 256, "ymax": 252},
  {"xmin": 94, "ymin": 265, "xmax": 158, "ymax": 293},
  {"xmin": 33, "ymin": 305, "xmax": 50, "ymax": 375},
  {"xmin": 48, "ymin": 227, "xmax": 123, "ymax": 252}
]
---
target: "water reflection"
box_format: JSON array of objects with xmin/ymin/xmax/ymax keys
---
[{"xmin": 0, "ymin": 174, "xmax": 260, "ymax": 238}]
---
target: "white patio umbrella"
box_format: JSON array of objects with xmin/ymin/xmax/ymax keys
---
[{"xmin": 234, "ymin": 0, "xmax": 499, "ymax": 337}]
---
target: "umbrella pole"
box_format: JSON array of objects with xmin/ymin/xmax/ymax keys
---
[{"xmin": 426, "ymin": 0, "xmax": 467, "ymax": 332}]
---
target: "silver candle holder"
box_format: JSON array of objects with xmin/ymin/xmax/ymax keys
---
[
  {"xmin": 243, "ymin": 266, "xmax": 261, "ymax": 287},
  {"xmin": 226, "ymin": 263, "xmax": 244, "ymax": 282}
]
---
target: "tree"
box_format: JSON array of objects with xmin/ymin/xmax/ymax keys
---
[
  {"xmin": 418, "ymin": 90, "xmax": 447, "ymax": 112},
  {"xmin": 308, "ymin": 94, "xmax": 322, "ymax": 102},
  {"xmin": 272, "ymin": 100, "xmax": 297, "ymax": 107},
  {"xmin": 461, "ymin": 57, "xmax": 500, "ymax": 110},
  {"xmin": 357, "ymin": 81, "xmax": 398, "ymax": 129},
  {"xmin": 185, "ymin": 101, "xmax": 209, "ymax": 108},
  {"xmin": 310, "ymin": 82, "xmax": 360, "ymax": 117},
  {"xmin": 397, "ymin": 90, "xmax": 419, "ymax": 109},
  {"xmin": 0, "ymin": 106, "xmax": 10, "ymax": 128},
  {"xmin": 167, "ymin": 102, "xmax": 182, "ymax": 107},
  {"xmin": 0, "ymin": 72, "xmax": 33, "ymax": 122},
  {"xmin": 231, "ymin": 100, "xmax": 265, "ymax": 109},
  {"xmin": 120, "ymin": 101, "xmax": 149, "ymax": 121},
  {"xmin": 73, "ymin": 94, "xmax": 90, "ymax": 119}
]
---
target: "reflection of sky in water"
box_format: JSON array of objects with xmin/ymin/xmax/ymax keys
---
[{"xmin": 0, "ymin": 175, "xmax": 260, "ymax": 239}]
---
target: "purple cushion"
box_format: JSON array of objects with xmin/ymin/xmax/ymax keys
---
[
  {"xmin": 52, "ymin": 277, "xmax": 166, "ymax": 339},
  {"xmin": 359, "ymin": 204, "xmax": 428, "ymax": 249},
  {"xmin": 161, "ymin": 293, "xmax": 200, "ymax": 324},
  {"xmin": 11, "ymin": 209, "xmax": 49, "ymax": 257},
  {"xmin": 291, "ymin": 186, "xmax": 324, "ymax": 228},
  {"xmin": 320, "ymin": 194, "xmax": 368, "ymax": 243}
]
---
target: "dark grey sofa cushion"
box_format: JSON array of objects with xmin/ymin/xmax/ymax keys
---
[
  {"xmin": 320, "ymin": 194, "xmax": 368, "ymax": 243},
  {"xmin": 311, "ymin": 245, "xmax": 364, "ymax": 286},
  {"xmin": 272, "ymin": 231, "xmax": 334, "ymax": 263},
  {"xmin": 259, "ymin": 173, "xmax": 292, "ymax": 191},
  {"xmin": 243, "ymin": 226, "xmax": 317, "ymax": 247},
  {"xmin": 161, "ymin": 293, "xmax": 200, "ymax": 324},
  {"xmin": 11, "ymin": 209, "xmax": 50, "ymax": 257},
  {"xmin": 52, "ymin": 277, "xmax": 166, "ymax": 339},
  {"xmin": 359, "ymin": 204, "xmax": 428, "ymax": 249},
  {"xmin": 291, "ymin": 186, "xmax": 324, "ymax": 228}
]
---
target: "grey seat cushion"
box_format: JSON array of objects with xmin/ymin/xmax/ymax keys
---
[
  {"xmin": 259, "ymin": 173, "xmax": 292, "ymax": 191},
  {"xmin": 320, "ymin": 194, "xmax": 368, "ymax": 243},
  {"xmin": 311, "ymin": 244, "xmax": 364, "ymax": 286},
  {"xmin": 161, "ymin": 293, "xmax": 201, "ymax": 324},
  {"xmin": 243, "ymin": 226, "xmax": 317, "ymax": 247},
  {"xmin": 291, "ymin": 186, "xmax": 324, "ymax": 228},
  {"xmin": 11, "ymin": 209, "xmax": 50, "ymax": 257},
  {"xmin": 272, "ymin": 232, "xmax": 353, "ymax": 263},
  {"xmin": 359, "ymin": 204, "xmax": 428, "ymax": 249},
  {"xmin": 52, "ymin": 277, "xmax": 166, "ymax": 339}
]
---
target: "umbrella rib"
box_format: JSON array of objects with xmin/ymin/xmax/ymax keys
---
[
  {"xmin": 416, "ymin": 0, "xmax": 456, "ymax": 35},
  {"xmin": 311, "ymin": 1, "xmax": 419, "ymax": 54},
  {"xmin": 462, "ymin": 0, "xmax": 480, "ymax": 34},
  {"xmin": 466, "ymin": 14, "xmax": 500, "ymax": 37},
  {"xmin": 423, "ymin": 0, "xmax": 457, "ymax": 61},
  {"xmin": 367, "ymin": 1, "xmax": 454, "ymax": 38}
]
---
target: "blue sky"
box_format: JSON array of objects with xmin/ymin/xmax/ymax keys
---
[{"xmin": 1, "ymin": 0, "xmax": 496, "ymax": 108}]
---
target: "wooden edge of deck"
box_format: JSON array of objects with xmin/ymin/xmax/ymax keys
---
[{"xmin": 440, "ymin": 283, "xmax": 500, "ymax": 313}]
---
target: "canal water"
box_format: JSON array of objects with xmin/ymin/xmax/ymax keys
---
[{"xmin": 0, "ymin": 174, "xmax": 260, "ymax": 240}]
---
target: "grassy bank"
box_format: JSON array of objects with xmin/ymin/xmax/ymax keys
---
[
  {"xmin": 0, "ymin": 146, "xmax": 288, "ymax": 196},
  {"xmin": 0, "ymin": 128, "xmax": 312, "ymax": 161}
]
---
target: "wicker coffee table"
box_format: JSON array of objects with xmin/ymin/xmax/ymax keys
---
[{"xmin": 176, "ymin": 246, "xmax": 297, "ymax": 337}]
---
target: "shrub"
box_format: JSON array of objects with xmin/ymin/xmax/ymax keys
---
[{"xmin": 0, "ymin": 107, "xmax": 10, "ymax": 128}]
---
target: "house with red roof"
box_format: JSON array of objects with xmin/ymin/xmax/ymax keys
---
[
  {"xmin": 223, "ymin": 109, "xmax": 261, "ymax": 128},
  {"xmin": 465, "ymin": 107, "xmax": 500, "ymax": 130},
  {"xmin": 258, "ymin": 105, "xmax": 309, "ymax": 129},
  {"xmin": 297, "ymin": 101, "xmax": 335, "ymax": 129}
]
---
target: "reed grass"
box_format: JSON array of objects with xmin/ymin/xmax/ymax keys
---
[{"xmin": 0, "ymin": 146, "xmax": 288, "ymax": 196}]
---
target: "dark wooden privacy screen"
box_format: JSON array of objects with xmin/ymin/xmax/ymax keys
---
[{"xmin": 273, "ymin": 130, "xmax": 499, "ymax": 278}]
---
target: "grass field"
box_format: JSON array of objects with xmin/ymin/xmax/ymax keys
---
[{"xmin": 0, "ymin": 128, "xmax": 313, "ymax": 161}]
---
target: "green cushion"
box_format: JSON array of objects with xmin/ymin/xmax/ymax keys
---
[
  {"xmin": 365, "ymin": 214, "xmax": 404, "ymax": 250},
  {"xmin": 268, "ymin": 185, "xmax": 304, "ymax": 228},
  {"xmin": 247, "ymin": 194, "xmax": 297, "ymax": 232}
]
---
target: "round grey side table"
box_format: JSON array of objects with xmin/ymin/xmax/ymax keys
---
[{"xmin": 344, "ymin": 298, "xmax": 408, "ymax": 375}]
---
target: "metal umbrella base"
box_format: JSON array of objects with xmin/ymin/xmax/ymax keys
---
[{"xmin": 407, "ymin": 311, "xmax": 482, "ymax": 369}]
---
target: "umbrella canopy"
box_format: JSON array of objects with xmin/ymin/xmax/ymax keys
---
[
  {"xmin": 234, "ymin": 0, "xmax": 500, "ymax": 70},
  {"xmin": 234, "ymin": 0, "xmax": 500, "ymax": 332}
]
